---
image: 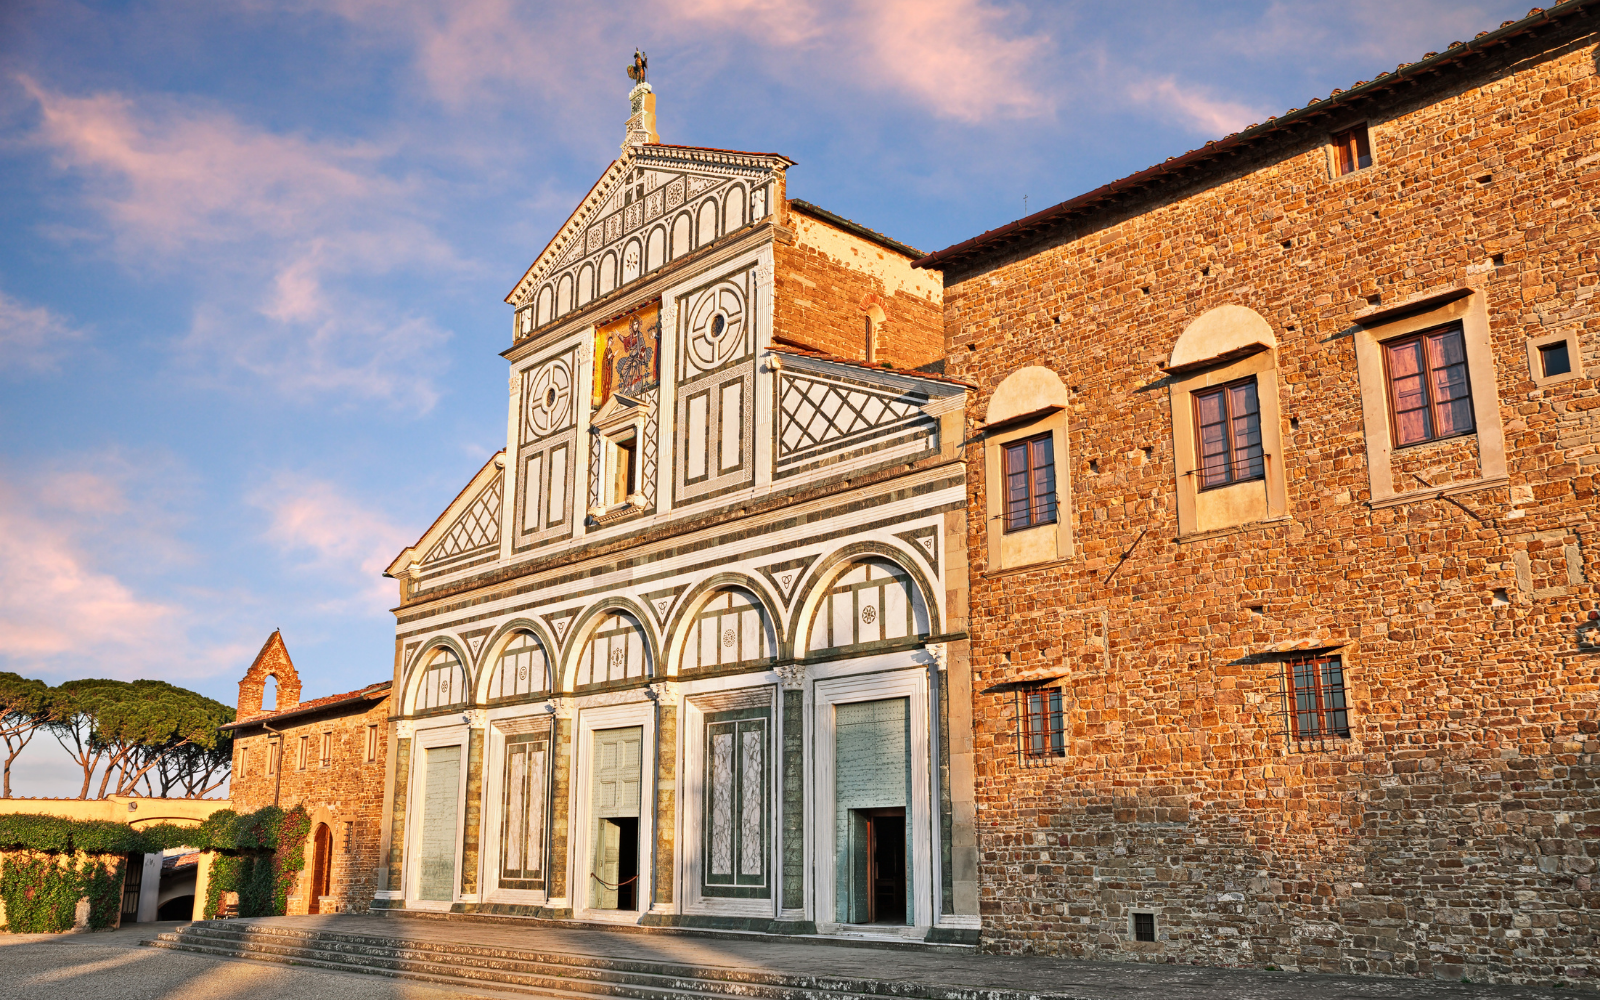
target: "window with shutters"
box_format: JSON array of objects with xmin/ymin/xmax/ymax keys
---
[
  {"xmin": 366, "ymin": 724, "xmax": 380, "ymax": 762},
  {"xmin": 1382, "ymin": 324, "xmax": 1475, "ymax": 447},
  {"xmin": 297, "ymin": 735, "xmax": 309, "ymax": 771},
  {"xmin": 1193, "ymin": 377, "xmax": 1265, "ymax": 489},
  {"xmin": 1002, "ymin": 433, "xmax": 1057, "ymax": 532},
  {"xmin": 1331, "ymin": 124, "xmax": 1372, "ymax": 176}
]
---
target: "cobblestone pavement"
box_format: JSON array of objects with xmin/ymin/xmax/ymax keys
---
[
  {"xmin": 0, "ymin": 922, "xmax": 527, "ymax": 1000},
  {"xmin": 247, "ymin": 913, "xmax": 1590, "ymax": 999}
]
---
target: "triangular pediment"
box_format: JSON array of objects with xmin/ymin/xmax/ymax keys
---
[
  {"xmin": 387, "ymin": 452, "xmax": 506, "ymax": 579},
  {"xmin": 505, "ymin": 145, "xmax": 794, "ymax": 321}
]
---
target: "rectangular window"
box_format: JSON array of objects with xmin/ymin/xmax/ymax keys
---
[
  {"xmin": 1539, "ymin": 341, "xmax": 1572, "ymax": 379},
  {"xmin": 610, "ymin": 433, "xmax": 638, "ymax": 504},
  {"xmin": 268, "ymin": 740, "xmax": 280, "ymax": 775},
  {"xmin": 1002, "ymin": 433, "xmax": 1057, "ymax": 532},
  {"xmin": 319, "ymin": 732, "xmax": 332, "ymax": 768},
  {"xmin": 239, "ymin": 748, "xmax": 248, "ymax": 777},
  {"xmin": 1332, "ymin": 124, "xmax": 1372, "ymax": 175},
  {"xmin": 297, "ymin": 734, "xmax": 309, "ymax": 771},
  {"xmin": 1018, "ymin": 687, "xmax": 1065, "ymax": 759},
  {"xmin": 1133, "ymin": 912, "xmax": 1156, "ymax": 942},
  {"xmin": 365, "ymin": 724, "xmax": 379, "ymax": 763},
  {"xmin": 1193, "ymin": 378, "xmax": 1264, "ymax": 490},
  {"xmin": 1288, "ymin": 656, "xmax": 1350, "ymax": 739},
  {"xmin": 1384, "ymin": 324, "xmax": 1474, "ymax": 447}
]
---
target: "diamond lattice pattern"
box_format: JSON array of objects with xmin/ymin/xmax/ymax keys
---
[
  {"xmin": 779, "ymin": 377, "xmax": 922, "ymax": 456},
  {"xmin": 425, "ymin": 474, "xmax": 502, "ymax": 563}
]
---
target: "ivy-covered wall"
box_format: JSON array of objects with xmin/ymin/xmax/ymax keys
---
[{"xmin": 0, "ymin": 804, "xmax": 311, "ymax": 932}]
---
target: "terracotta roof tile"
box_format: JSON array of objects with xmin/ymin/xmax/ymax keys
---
[{"xmin": 222, "ymin": 680, "xmax": 390, "ymax": 731}]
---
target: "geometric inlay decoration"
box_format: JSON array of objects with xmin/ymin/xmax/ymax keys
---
[{"xmin": 424, "ymin": 473, "xmax": 502, "ymax": 564}]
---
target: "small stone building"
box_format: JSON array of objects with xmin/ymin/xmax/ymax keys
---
[
  {"xmin": 225, "ymin": 631, "xmax": 391, "ymax": 914},
  {"xmin": 373, "ymin": 74, "xmax": 980, "ymax": 942},
  {"xmin": 916, "ymin": 3, "xmax": 1600, "ymax": 986}
]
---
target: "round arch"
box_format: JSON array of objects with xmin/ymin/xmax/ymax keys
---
[
  {"xmin": 559, "ymin": 596, "xmax": 660, "ymax": 692},
  {"xmin": 986, "ymin": 366, "xmax": 1067, "ymax": 426},
  {"xmin": 475, "ymin": 618, "xmax": 559, "ymax": 704},
  {"xmin": 1168, "ymin": 304, "xmax": 1277, "ymax": 372},
  {"xmin": 402, "ymin": 636, "xmax": 473, "ymax": 715},
  {"xmin": 661, "ymin": 572, "xmax": 783, "ymax": 676},
  {"xmin": 785, "ymin": 541, "xmax": 941, "ymax": 654}
]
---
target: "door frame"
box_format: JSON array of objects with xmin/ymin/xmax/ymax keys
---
[
  {"xmin": 308, "ymin": 823, "xmax": 333, "ymax": 913},
  {"xmin": 809, "ymin": 663, "xmax": 935, "ymax": 931},
  {"xmin": 403, "ymin": 721, "xmax": 470, "ymax": 911},
  {"xmin": 570, "ymin": 700, "xmax": 656, "ymax": 923},
  {"xmin": 480, "ymin": 707, "xmax": 556, "ymax": 906}
]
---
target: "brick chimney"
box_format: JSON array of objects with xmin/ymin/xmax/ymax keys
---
[{"xmin": 236, "ymin": 630, "xmax": 301, "ymax": 720}]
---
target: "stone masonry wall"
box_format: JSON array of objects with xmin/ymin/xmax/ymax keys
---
[
  {"xmin": 773, "ymin": 207, "xmax": 944, "ymax": 368},
  {"xmin": 230, "ymin": 695, "xmax": 390, "ymax": 913},
  {"xmin": 942, "ymin": 24, "xmax": 1600, "ymax": 987}
]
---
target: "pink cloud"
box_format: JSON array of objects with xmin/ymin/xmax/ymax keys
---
[
  {"xmin": 317, "ymin": 0, "xmax": 1052, "ymax": 122},
  {"xmin": 0, "ymin": 289, "xmax": 87, "ymax": 374},
  {"xmin": 0, "ymin": 470, "xmax": 248, "ymax": 681},
  {"xmin": 21, "ymin": 76, "xmax": 458, "ymax": 406},
  {"xmin": 251, "ymin": 475, "xmax": 414, "ymax": 609},
  {"xmin": 1124, "ymin": 75, "xmax": 1264, "ymax": 138}
]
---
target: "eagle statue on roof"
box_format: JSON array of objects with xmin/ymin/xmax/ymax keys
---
[{"xmin": 627, "ymin": 50, "xmax": 648, "ymax": 84}]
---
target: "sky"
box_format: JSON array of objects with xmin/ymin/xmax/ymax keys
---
[{"xmin": 0, "ymin": 0, "xmax": 1538, "ymax": 796}]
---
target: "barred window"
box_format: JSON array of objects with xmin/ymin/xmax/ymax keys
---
[
  {"xmin": 296, "ymin": 734, "xmax": 309, "ymax": 770},
  {"xmin": 1288, "ymin": 656, "xmax": 1350, "ymax": 739},
  {"xmin": 319, "ymin": 732, "xmax": 332, "ymax": 768},
  {"xmin": 1384, "ymin": 325, "xmax": 1474, "ymax": 447},
  {"xmin": 365, "ymin": 724, "xmax": 380, "ymax": 762},
  {"xmin": 1016, "ymin": 686, "xmax": 1065, "ymax": 759}
]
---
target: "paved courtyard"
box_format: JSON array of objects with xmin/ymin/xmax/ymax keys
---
[{"xmin": 1, "ymin": 914, "xmax": 1591, "ymax": 1000}]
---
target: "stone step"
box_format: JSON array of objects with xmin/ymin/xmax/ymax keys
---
[
  {"xmin": 145, "ymin": 922, "xmax": 1068, "ymax": 1000},
  {"xmin": 150, "ymin": 929, "xmax": 835, "ymax": 1000}
]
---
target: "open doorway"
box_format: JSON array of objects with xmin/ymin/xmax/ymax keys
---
[
  {"xmin": 307, "ymin": 823, "xmax": 332, "ymax": 913},
  {"xmin": 848, "ymin": 808, "xmax": 906, "ymax": 924},
  {"xmin": 596, "ymin": 817, "xmax": 639, "ymax": 910}
]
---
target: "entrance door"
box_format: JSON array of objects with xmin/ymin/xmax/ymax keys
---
[
  {"xmin": 590, "ymin": 726, "xmax": 643, "ymax": 910},
  {"xmin": 834, "ymin": 698, "xmax": 910, "ymax": 924},
  {"xmin": 121, "ymin": 853, "xmax": 143, "ymax": 922},
  {"xmin": 308, "ymin": 823, "xmax": 332, "ymax": 913},
  {"xmin": 867, "ymin": 810, "xmax": 906, "ymax": 923},
  {"xmin": 417, "ymin": 744, "xmax": 462, "ymax": 901}
]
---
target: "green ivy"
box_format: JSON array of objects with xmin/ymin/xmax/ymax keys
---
[
  {"xmin": 1, "ymin": 804, "xmax": 315, "ymax": 931},
  {"xmin": 0, "ymin": 853, "xmax": 124, "ymax": 933}
]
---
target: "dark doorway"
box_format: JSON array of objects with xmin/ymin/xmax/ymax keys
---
[
  {"xmin": 156, "ymin": 895, "xmax": 194, "ymax": 920},
  {"xmin": 610, "ymin": 817, "xmax": 639, "ymax": 910},
  {"xmin": 121, "ymin": 853, "xmax": 143, "ymax": 921},
  {"xmin": 307, "ymin": 823, "xmax": 332, "ymax": 913},
  {"xmin": 866, "ymin": 809, "xmax": 906, "ymax": 924}
]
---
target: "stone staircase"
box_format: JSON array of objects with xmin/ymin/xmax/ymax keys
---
[{"xmin": 144, "ymin": 920, "xmax": 1054, "ymax": 1000}]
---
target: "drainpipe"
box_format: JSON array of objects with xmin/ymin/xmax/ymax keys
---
[{"xmin": 644, "ymin": 685, "xmax": 661, "ymax": 914}]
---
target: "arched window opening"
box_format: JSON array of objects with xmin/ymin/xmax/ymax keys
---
[
  {"xmin": 574, "ymin": 612, "xmax": 649, "ymax": 688},
  {"xmin": 487, "ymin": 631, "xmax": 549, "ymax": 702},
  {"xmin": 681, "ymin": 589, "xmax": 774, "ymax": 672},
  {"xmin": 414, "ymin": 647, "xmax": 468, "ymax": 713},
  {"xmin": 261, "ymin": 675, "xmax": 278, "ymax": 712},
  {"xmin": 807, "ymin": 559, "xmax": 929, "ymax": 653}
]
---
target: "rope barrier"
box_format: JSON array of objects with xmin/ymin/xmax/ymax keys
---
[{"xmin": 589, "ymin": 873, "xmax": 639, "ymax": 890}]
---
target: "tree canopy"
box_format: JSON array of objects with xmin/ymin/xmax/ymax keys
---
[{"xmin": 6, "ymin": 676, "xmax": 237, "ymax": 800}]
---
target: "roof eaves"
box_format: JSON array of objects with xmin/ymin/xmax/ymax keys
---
[
  {"xmin": 787, "ymin": 200, "xmax": 925, "ymax": 260},
  {"xmin": 914, "ymin": 1, "xmax": 1597, "ymax": 271},
  {"xmin": 768, "ymin": 345, "xmax": 977, "ymax": 389}
]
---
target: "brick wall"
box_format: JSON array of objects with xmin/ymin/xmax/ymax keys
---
[
  {"xmin": 773, "ymin": 206, "xmax": 944, "ymax": 368},
  {"xmin": 942, "ymin": 22, "xmax": 1600, "ymax": 986},
  {"xmin": 230, "ymin": 695, "xmax": 389, "ymax": 913}
]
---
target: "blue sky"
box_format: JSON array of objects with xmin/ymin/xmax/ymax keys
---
[{"xmin": 0, "ymin": 0, "xmax": 1534, "ymax": 795}]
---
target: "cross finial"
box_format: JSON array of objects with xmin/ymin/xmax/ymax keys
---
[{"xmin": 627, "ymin": 49, "xmax": 648, "ymax": 84}]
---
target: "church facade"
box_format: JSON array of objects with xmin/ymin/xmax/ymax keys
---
[{"xmin": 373, "ymin": 77, "xmax": 980, "ymax": 942}]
